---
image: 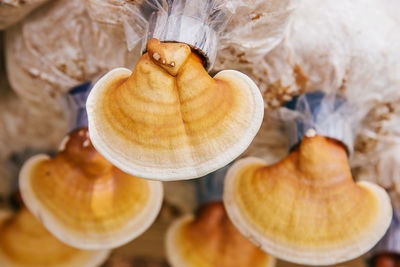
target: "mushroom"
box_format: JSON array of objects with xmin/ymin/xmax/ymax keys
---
[
  {"xmin": 86, "ymin": 38, "xmax": 264, "ymax": 180},
  {"xmin": 215, "ymin": 0, "xmax": 400, "ymax": 198},
  {"xmin": 19, "ymin": 127, "xmax": 163, "ymax": 250},
  {"xmin": 223, "ymin": 134, "xmax": 392, "ymax": 265},
  {"xmin": 369, "ymin": 191, "xmax": 400, "ymax": 266},
  {"xmin": 166, "ymin": 202, "xmax": 275, "ymax": 267},
  {"xmin": 0, "ymin": 207, "xmax": 110, "ymax": 267},
  {"xmin": 224, "ymin": 91, "xmax": 392, "ymax": 265},
  {"xmin": 165, "ymin": 164, "xmax": 274, "ymax": 267}
]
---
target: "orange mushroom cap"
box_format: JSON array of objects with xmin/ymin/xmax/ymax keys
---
[
  {"xmin": 166, "ymin": 202, "xmax": 275, "ymax": 267},
  {"xmin": 19, "ymin": 127, "xmax": 163, "ymax": 250},
  {"xmin": 224, "ymin": 134, "xmax": 392, "ymax": 265},
  {"xmin": 0, "ymin": 207, "xmax": 109, "ymax": 267},
  {"xmin": 86, "ymin": 38, "xmax": 264, "ymax": 181}
]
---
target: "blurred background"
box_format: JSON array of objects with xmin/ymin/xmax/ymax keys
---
[{"xmin": 1, "ymin": 0, "xmax": 400, "ymax": 266}]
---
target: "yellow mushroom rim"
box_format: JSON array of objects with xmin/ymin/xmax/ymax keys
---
[
  {"xmin": 19, "ymin": 127, "xmax": 163, "ymax": 250},
  {"xmin": 0, "ymin": 207, "xmax": 110, "ymax": 267},
  {"xmin": 166, "ymin": 202, "xmax": 275, "ymax": 267},
  {"xmin": 223, "ymin": 135, "xmax": 392, "ymax": 265},
  {"xmin": 86, "ymin": 38, "xmax": 264, "ymax": 181}
]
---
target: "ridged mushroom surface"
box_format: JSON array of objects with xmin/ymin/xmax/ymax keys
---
[
  {"xmin": 166, "ymin": 202, "xmax": 275, "ymax": 267},
  {"xmin": 87, "ymin": 39, "xmax": 264, "ymax": 180},
  {"xmin": 224, "ymin": 135, "xmax": 392, "ymax": 265},
  {"xmin": 0, "ymin": 207, "xmax": 109, "ymax": 267},
  {"xmin": 19, "ymin": 127, "xmax": 163, "ymax": 250}
]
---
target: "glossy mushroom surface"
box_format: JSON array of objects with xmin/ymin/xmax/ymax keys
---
[
  {"xmin": 0, "ymin": 207, "xmax": 109, "ymax": 267},
  {"xmin": 86, "ymin": 38, "xmax": 264, "ymax": 180},
  {"xmin": 166, "ymin": 202, "xmax": 275, "ymax": 267},
  {"xmin": 19, "ymin": 127, "xmax": 163, "ymax": 250},
  {"xmin": 224, "ymin": 135, "xmax": 392, "ymax": 265}
]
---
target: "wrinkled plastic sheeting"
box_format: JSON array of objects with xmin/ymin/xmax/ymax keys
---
[
  {"xmin": 236, "ymin": 0, "xmax": 400, "ymax": 195},
  {"xmin": 85, "ymin": 0, "xmax": 233, "ymax": 49},
  {"xmin": 0, "ymin": 33, "xmax": 65, "ymax": 201},
  {"xmin": 85, "ymin": 0, "xmax": 298, "ymax": 65},
  {"xmin": 0, "ymin": 90, "xmax": 65, "ymax": 173},
  {"xmin": 62, "ymin": 82, "xmax": 93, "ymax": 132},
  {"xmin": 278, "ymin": 93, "xmax": 354, "ymax": 155},
  {"xmin": 0, "ymin": 0, "xmax": 49, "ymax": 30},
  {"xmin": 85, "ymin": 0, "xmax": 147, "ymax": 51},
  {"xmin": 5, "ymin": 0, "xmax": 140, "ymax": 113},
  {"xmin": 353, "ymin": 99, "xmax": 400, "ymax": 193},
  {"xmin": 231, "ymin": 0, "xmax": 400, "ymax": 109},
  {"xmin": 5, "ymin": 0, "xmax": 298, "ymax": 118},
  {"xmin": 240, "ymin": 113, "xmax": 288, "ymax": 164},
  {"xmin": 215, "ymin": 0, "xmax": 298, "ymax": 71},
  {"xmin": 356, "ymin": 138, "xmax": 400, "ymax": 194}
]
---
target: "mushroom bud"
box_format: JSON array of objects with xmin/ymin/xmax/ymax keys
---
[
  {"xmin": 86, "ymin": 38, "xmax": 264, "ymax": 181},
  {"xmin": 19, "ymin": 83, "xmax": 163, "ymax": 250},
  {"xmin": 166, "ymin": 165, "xmax": 274, "ymax": 267},
  {"xmin": 0, "ymin": 207, "xmax": 109, "ymax": 266},
  {"xmin": 223, "ymin": 93, "xmax": 392, "ymax": 265}
]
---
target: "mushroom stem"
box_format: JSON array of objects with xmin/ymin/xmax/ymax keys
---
[
  {"xmin": 283, "ymin": 92, "xmax": 354, "ymax": 154},
  {"xmin": 142, "ymin": 0, "xmax": 231, "ymax": 70},
  {"xmin": 297, "ymin": 136, "xmax": 351, "ymax": 180}
]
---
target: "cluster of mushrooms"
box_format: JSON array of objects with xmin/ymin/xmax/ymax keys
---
[{"xmin": 1, "ymin": 0, "xmax": 400, "ymax": 266}]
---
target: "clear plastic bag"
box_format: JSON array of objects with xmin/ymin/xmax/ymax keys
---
[
  {"xmin": 0, "ymin": 0, "xmax": 49, "ymax": 29},
  {"xmin": 6, "ymin": 0, "xmax": 297, "ymax": 113},
  {"xmin": 85, "ymin": 0, "xmax": 298, "ymax": 70},
  {"xmin": 63, "ymin": 82, "xmax": 92, "ymax": 131},
  {"xmin": 0, "ymin": 36, "xmax": 65, "ymax": 200},
  {"xmin": 6, "ymin": 0, "xmax": 140, "ymax": 113},
  {"xmin": 240, "ymin": 0, "xmax": 400, "ymax": 199}
]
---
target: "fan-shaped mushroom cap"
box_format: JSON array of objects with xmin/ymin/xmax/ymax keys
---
[
  {"xmin": 19, "ymin": 127, "xmax": 163, "ymax": 250},
  {"xmin": 224, "ymin": 134, "xmax": 392, "ymax": 265},
  {"xmin": 0, "ymin": 207, "xmax": 109, "ymax": 267},
  {"xmin": 86, "ymin": 38, "xmax": 264, "ymax": 181},
  {"xmin": 166, "ymin": 202, "xmax": 275, "ymax": 267}
]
